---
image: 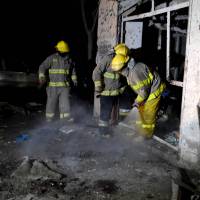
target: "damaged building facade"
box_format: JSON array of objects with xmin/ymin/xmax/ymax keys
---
[{"xmin": 96, "ymin": 0, "xmax": 200, "ymax": 166}]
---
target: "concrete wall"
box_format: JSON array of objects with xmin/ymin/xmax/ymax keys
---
[
  {"xmin": 96, "ymin": 0, "xmax": 118, "ymax": 65},
  {"xmin": 95, "ymin": 0, "xmax": 141, "ymax": 64},
  {"xmin": 179, "ymin": 0, "xmax": 200, "ymax": 166},
  {"xmin": 94, "ymin": 0, "xmax": 119, "ymax": 118}
]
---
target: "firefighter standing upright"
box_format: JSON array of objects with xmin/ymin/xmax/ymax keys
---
[
  {"xmin": 38, "ymin": 40, "xmax": 77, "ymax": 122},
  {"xmin": 92, "ymin": 44, "xmax": 129, "ymax": 136},
  {"xmin": 111, "ymin": 53, "xmax": 166, "ymax": 138}
]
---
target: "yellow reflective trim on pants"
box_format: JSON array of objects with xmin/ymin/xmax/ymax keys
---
[
  {"xmin": 101, "ymin": 89, "xmax": 120, "ymax": 96},
  {"xmin": 46, "ymin": 113, "xmax": 55, "ymax": 118},
  {"xmin": 49, "ymin": 69, "xmax": 69, "ymax": 74},
  {"xmin": 71, "ymin": 75, "xmax": 77, "ymax": 80},
  {"xmin": 136, "ymin": 96, "xmax": 160, "ymax": 137},
  {"xmin": 104, "ymin": 72, "xmax": 120, "ymax": 80},
  {"xmin": 94, "ymin": 81, "xmax": 102, "ymax": 87},
  {"xmin": 60, "ymin": 113, "xmax": 70, "ymax": 119},
  {"xmin": 130, "ymin": 72, "xmax": 153, "ymax": 90},
  {"xmin": 142, "ymin": 124, "xmax": 155, "ymax": 128},
  {"xmin": 136, "ymin": 120, "xmax": 142, "ymax": 125},
  {"xmin": 48, "ymin": 82, "xmax": 69, "ymax": 87},
  {"xmin": 147, "ymin": 83, "xmax": 166, "ymax": 101},
  {"xmin": 119, "ymin": 112, "xmax": 129, "ymax": 116},
  {"xmin": 39, "ymin": 73, "xmax": 45, "ymax": 79}
]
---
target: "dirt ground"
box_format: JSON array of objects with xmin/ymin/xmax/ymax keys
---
[{"xmin": 0, "ymin": 102, "xmax": 198, "ymax": 200}]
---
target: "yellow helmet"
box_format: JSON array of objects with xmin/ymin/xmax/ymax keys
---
[
  {"xmin": 111, "ymin": 54, "xmax": 129, "ymax": 71},
  {"xmin": 55, "ymin": 40, "xmax": 70, "ymax": 53},
  {"xmin": 114, "ymin": 43, "xmax": 129, "ymax": 56}
]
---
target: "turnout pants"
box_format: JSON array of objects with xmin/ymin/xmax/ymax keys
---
[
  {"xmin": 46, "ymin": 87, "xmax": 70, "ymax": 120},
  {"xmin": 99, "ymin": 95, "xmax": 119, "ymax": 127},
  {"xmin": 136, "ymin": 96, "xmax": 161, "ymax": 138}
]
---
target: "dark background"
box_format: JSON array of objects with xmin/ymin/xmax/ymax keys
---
[
  {"xmin": 0, "ymin": 1, "xmax": 86, "ymax": 71},
  {"xmin": 0, "ymin": 1, "xmax": 99, "ymax": 104}
]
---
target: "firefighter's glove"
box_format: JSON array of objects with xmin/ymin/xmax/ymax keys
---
[
  {"xmin": 38, "ymin": 79, "xmax": 46, "ymax": 90},
  {"xmin": 132, "ymin": 101, "xmax": 145, "ymax": 108},
  {"xmin": 132, "ymin": 102, "xmax": 139, "ymax": 108},
  {"xmin": 95, "ymin": 91, "xmax": 101, "ymax": 98},
  {"xmin": 95, "ymin": 89, "xmax": 102, "ymax": 98},
  {"xmin": 95, "ymin": 86, "xmax": 103, "ymax": 98},
  {"xmin": 39, "ymin": 78, "xmax": 46, "ymax": 84}
]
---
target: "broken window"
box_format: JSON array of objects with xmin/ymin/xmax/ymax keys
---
[
  {"xmin": 119, "ymin": 0, "xmax": 189, "ymax": 149},
  {"xmin": 170, "ymin": 7, "xmax": 188, "ymax": 83}
]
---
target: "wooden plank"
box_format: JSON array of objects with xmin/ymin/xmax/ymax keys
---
[{"xmin": 153, "ymin": 135, "xmax": 178, "ymax": 152}]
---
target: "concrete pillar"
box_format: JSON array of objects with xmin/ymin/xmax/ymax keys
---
[
  {"xmin": 93, "ymin": 0, "xmax": 118, "ymax": 118},
  {"xmin": 179, "ymin": 0, "xmax": 200, "ymax": 165}
]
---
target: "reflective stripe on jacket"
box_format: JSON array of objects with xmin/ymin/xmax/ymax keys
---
[
  {"xmin": 38, "ymin": 53, "xmax": 77, "ymax": 87},
  {"xmin": 92, "ymin": 53, "xmax": 126, "ymax": 96},
  {"xmin": 127, "ymin": 62, "xmax": 165, "ymax": 103}
]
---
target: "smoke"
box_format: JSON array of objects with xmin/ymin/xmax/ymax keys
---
[
  {"xmin": 19, "ymin": 122, "xmax": 155, "ymax": 167},
  {"xmin": 18, "ymin": 98, "xmax": 158, "ymax": 172}
]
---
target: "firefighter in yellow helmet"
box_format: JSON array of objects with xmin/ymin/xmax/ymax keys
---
[
  {"xmin": 92, "ymin": 43, "xmax": 129, "ymax": 137},
  {"xmin": 111, "ymin": 53, "xmax": 166, "ymax": 138},
  {"xmin": 38, "ymin": 40, "xmax": 77, "ymax": 122},
  {"xmin": 114, "ymin": 43, "xmax": 130, "ymax": 57}
]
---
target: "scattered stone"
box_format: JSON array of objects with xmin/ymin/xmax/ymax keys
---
[
  {"xmin": 11, "ymin": 157, "xmax": 64, "ymax": 181},
  {"xmin": 11, "ymin": 157, "xmax": 32, "ymax": 178},
  {"xmin": 30, "ymin": 160, "xmax": 63, "ymax": 180}
]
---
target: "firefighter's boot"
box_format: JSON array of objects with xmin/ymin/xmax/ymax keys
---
[{"xmin": 98, "ymin": 127, "xmax": 112, "ymax": 138}]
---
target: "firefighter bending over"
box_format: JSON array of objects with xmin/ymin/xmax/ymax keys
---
[
  {"xmin": 38, "ymin": 40, "xmax": 77, "ymax": 122},
  {"xmin": 111, "ymin": 53, "xmax": 166, "ymax": 138}
]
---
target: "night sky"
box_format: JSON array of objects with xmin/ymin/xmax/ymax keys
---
[{"xmin": 0, "ymin": 1, "xmax": 92, "ymax": 73}]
